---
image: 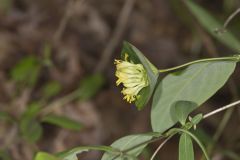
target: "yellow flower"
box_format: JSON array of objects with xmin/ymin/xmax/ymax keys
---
[{"xmin": 114, "ymin": 57, "xmax": 149, "ymax": 103}]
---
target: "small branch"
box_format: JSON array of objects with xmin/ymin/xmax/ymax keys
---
[
  {"xmin": 53, "ymin": 0, "xmax": 85, "ymax": 45},
  {"xmin": 223, "ymin": 8, "xmax": 240, "ymax": 29},
  {"xmin": 203, "ymin": 100, "xmax": 240, "ymax": 119},
  {"xmin": 214, "ymin": 8, "xmax": 240, "ymax": 34},
  {"xmin": 150, "ymin": 136, "xmax": 172, "ymax": 160},
  {"xmin": 40, "ymin": 89, "xmax": 80, "ymax": 116}
]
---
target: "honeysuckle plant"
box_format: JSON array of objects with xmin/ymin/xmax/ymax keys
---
[
  {"xmin": 35, "ymin": 41, "xmax": 240, "ymax": 160},
  {"xmin": 34, "ymin": 1, "xmax": 240, "ymax": 160}
]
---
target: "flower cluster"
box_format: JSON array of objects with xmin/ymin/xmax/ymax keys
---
[{"xmin": 114, "ymin": 56, "xmax": 149, "ymax": 103}]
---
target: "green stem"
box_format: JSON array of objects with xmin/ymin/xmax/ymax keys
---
[
  {"xmin": 171, "ymin": 128, "xmax": 210, "ymax": 160},
  {"xmin": 159, "ymin": 56, "xmax": 239, "ymax": 73},
  {"xmin": 201, "ymin": 109, "xmax": 234, "ymax": 160},
  {"xmin": 150, "ymin": 135, "xmax": 173, "ymax": 160}
]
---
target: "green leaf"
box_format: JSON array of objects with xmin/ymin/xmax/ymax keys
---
[
  {"xmin": 57, "ymin": 146, "xmax": 115, "ymax": 160},
  {"xmin": 20, "ymin": 118, "xmax": 43, "ymax": 143},
  {"xmin": 101, "ymin": 133, "xmax": 154, "ymax": 160},
  {"xmin": 151, "ymin": 61, "xmax": 236, "ymax": 133},
  {"xmin": 0, "ymin": 111, "xmax": 14, "ymax": 123},
  {"xmin": 20, "ymin": 102, "xmax": 43, "ymax": 143},
  {"xmin": 121, "ymin": 42, "xmax": 159, "ymax": 110},
  {"xmin": 10, "ymin": 56, "xmax": 41, "ymax": 87},
  {"xmin": 21, "ymin": 102, "xmax": 42, "ymax": 119},
  {"xmin": 179, "ymin": 133, "xmax": 194, "ymax": 160},
  {"xmin": 185, "ymin": 0, "xmax": 240, "ymax": 51},
  {"xmin": 42, "ymin": 81, "xmax": 62, "ymax": 99},
  {"xmin": 41, "ymin": 114, "xmax": 83, "ymax": 131},
  {"xmin": 35, "ymin": 152, "xmax": 60, "ymax": 160},
  {"xmin": 171, "ymin": 101, "xmax": 198, "ymax": 125},
  {"xmin": 190, "ymin": 114, "xmax": 203, "ymax": 125},
  {"xmin": 77, "ymin": 74, "xmax": 105, "ymax": 100},
  {"xmin": 173, "ymin": 128, "xmax": 210, "ymax": 160}
]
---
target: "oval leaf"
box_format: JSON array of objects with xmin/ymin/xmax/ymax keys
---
[
  {"xmin": 101, "ymin": 133, "xmax": 154, "ymax": 160},
  {"xmin": 42, "ymin": 81, "xmax": 62, "ymax": 99},
  {"xmin": 57, "ymin": 146, "xmax": 115, "ymax": 160},
  {"xmin": 190, "ymin": 114, "xmax": 203, "ymax": 125},
  {"xmin": 10, "ymin": 56, "xmax": 41, "ymax": 86},
  {"xmin": 171, "ymin": 101, "xmax": 198, "ymax": 125},
  {"xmin": 179, "ymin": 133, "xmax": 194, "ymax": 160},
  {"xmin": 151, "ymin": 61, "xmax": 236, "ymax": 133},
  {"xmin": 20, "ymin": 118, "xmax": 43, "ymax": 143}
]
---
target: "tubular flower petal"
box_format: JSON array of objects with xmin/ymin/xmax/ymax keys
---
[{"xmin": 114, "ymin": 58, "xmax": 149, "ymax": 103}]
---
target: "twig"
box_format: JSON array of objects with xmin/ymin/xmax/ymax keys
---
[
  {"xmin": 223, "ymin": 8, "xmax": 240, "ymax": 29},
  {"xmin": 203, "ymin": 100, "xmax": 240, "ymax": 119},
  {"xmin": 214, "ymin": 8, "xmax": 240, "ymax": 34},
  {"xmin": 40, "ymin": 89, "xmax": 81, "ymax": 116},
  {"xmin": 53, "ymin": 0, "xmax": 85, "ymax": 45},
  {"xmin": 150, "ymin": 136, "xmax": 172, "ymax": 160},
  {"xmin": 201, "ymin": 98, "xmax": 239, "ymax": 159},
  {"xmin": 95, "ymin": 0, "xmax": 136, "ymax": 73},
  {"xmin": 39, "ymin": 0, "xmax": 86, "ymax": 115},
  {"xmin": 211, "ymin": 79, "xmax": 239, "ymax": 143},
  {"xmin": 204, "ymin": 107, "xmax": 234, "ymax": 158}
]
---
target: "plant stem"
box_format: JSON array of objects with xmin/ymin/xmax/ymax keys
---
[
  {"xmin": 150, "ymin": 135, "xmax": 173, "ymax": 160},
  {"xmin": 110, "ymin": 98, "xmax": 240, "ymax": 159},
  {"xmin": 40, "ymin": 88, "xmax": 81, "ymax": 116},
  {"xmin": 159, "ymin": 56, "xmax": 238, "ymax": 73},
  {"xmin": 203, "ymin": 100, "xmax": 240, "ymax": 119},
  {"xmin": 223, "ymin": 8, "xmax": 240, "ymax": 29},
  {"xmin": 201, "ymin": 79, "xmax": 240, "ymax": 160},
  {"xmin": 201, "ymin": 108, "xmax": 234, "ymax": 160}
]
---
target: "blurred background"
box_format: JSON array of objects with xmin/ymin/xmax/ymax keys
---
[{"xmin": 0, "ymin": 0, "xmax": 240, "ymax": 159}]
